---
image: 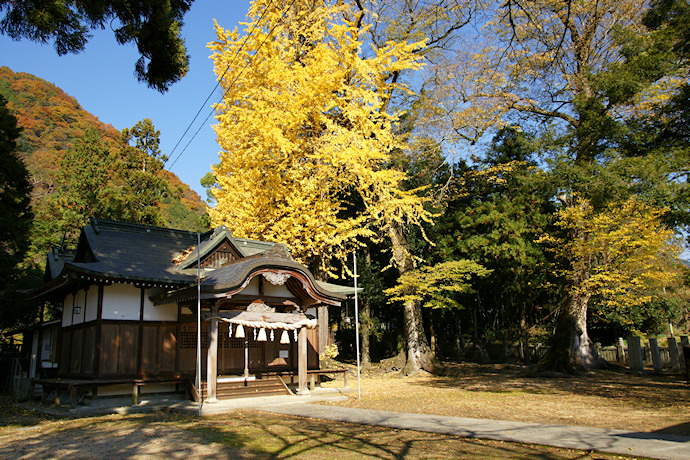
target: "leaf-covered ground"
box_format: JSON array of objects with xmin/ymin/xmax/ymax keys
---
[
  {"xmin": 322, "ymin": 363, "xmax": 690, "ymax": 436},
  {"xmin": 1, "ymin": 364, "xmax": 686, "ymax": 458},
  {"xmin": 0, "ymin": 398, "xmax": 624, "ymax": 459}
]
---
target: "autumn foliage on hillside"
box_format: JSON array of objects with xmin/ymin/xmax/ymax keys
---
[{"xmin": 0, "ymin": 66, "xmax": 207, "ymax": 264}]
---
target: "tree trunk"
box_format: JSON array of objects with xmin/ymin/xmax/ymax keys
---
[
  {"xmin": 429, "ymin": 309, "xmax": 436, "ymax": 356},
  {"xmin": 402, "ymin": 296, "xmax": 435, "ymax": 374},
  {"xmin": 455, "ymin": 314, "xmax": 464, "ymax": 361},
  {"xmin": 521, "ymin": 301, "xmax": 531, "ymax": 365},
  {"xmin": 360, "ymin": 248, "xmax": 372, "ymax": 367},
  {"xmin": 547, "ymin": 198, "xmax": 608, "ymax": 371},
  {"xmin": 361, "ymin": 297, "xmax": 372, "ymax": 368},
  {"xmin": 385, "ymin": 217, "xmax": 436, "ymax": 374},
  {"xmin": 546, "ymin": 292, "xmax": 607, "ymax": 371}
]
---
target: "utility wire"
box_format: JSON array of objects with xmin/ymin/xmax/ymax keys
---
[{"xmin": 164, "ymin": 0, "xmax": 295, "ymax": 173}]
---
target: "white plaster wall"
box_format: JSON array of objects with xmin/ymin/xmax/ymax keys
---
[
  {"xmin": 72, "ymin": 289, "xmax": 86, "ymax": 325},
  {"xmin": 62, "ymin": 293, "xmax": 74, "ymax": 327},
  {"xmin": 143, "ymin": 287, "xmax": 177, "ymax": 321},
  {"xmin": 101, "ymin": 283, "xmax": 141, "ymax": 320},
  {"xmin": 85, "ymin": 285, "xmax": 98, "ymax": 322},
  {"xmin": 40, "ymin": 328, "xmax": 51, "ymax": 361},
  {"xmin": 263, "ymin": 280, "xmax": 292, "ymax": 297},
  {"xmin": 240, "ymin": 277, "xmax": 260, "ymax": 296}
]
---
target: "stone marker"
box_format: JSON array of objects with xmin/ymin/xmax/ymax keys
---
[
  {"xmin": 680, "ymin": 336, "xmax": 689, "ymax": 371},
  {"xmin": 627, "ymin": 336, "xmax": 644, "ymax": 372},
  {"xmin": 667, "ymin": 337, "xmax": 681, "ymax": 373},
  {"xmin": 616, "ymin": 337, "xmax": 626, "ymax": 365},
  {"xmin": 648, "ymin": 338, "xmax": 663, "ymax": 372}
]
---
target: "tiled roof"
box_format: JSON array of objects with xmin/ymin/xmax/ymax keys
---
[
  {"xmin": 34, "ymin": 218, "xmax": 352, "ymax": 304},
  {"xmin": 74, "ymin": 219, "xmax": 200, "ymax": 283}
]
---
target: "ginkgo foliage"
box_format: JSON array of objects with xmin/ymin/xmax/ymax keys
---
[
  {"xmin": 548, "ymin": 197, "xmax": 680, "ymax": 309},
  {"xmin": 540, "ymin": 196, "xmax": 681, "ymax": 368},
  {"xmin": 208, "ymin": 0, "xmax": 428, "ymax": 275},
  {"xmin": 385, "ymin": 260, "xmax": 492, "ymax": 310}
]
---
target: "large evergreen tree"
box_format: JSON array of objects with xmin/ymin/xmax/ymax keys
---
[
  {"xmin": 0, "ymin": 95, "xmax": 31, "ymax": 286},
  {"xmin": 0, "ymin": 94, "xmax": 34, "ymax": 334},
  {"xmin": 0, "ymin": 0, "xmax": 194, "ymax": 91}
]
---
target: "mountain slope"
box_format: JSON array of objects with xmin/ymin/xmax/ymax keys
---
[{"xmin": 0, "ymin": 66, "xmax": 208, "ymax": 263}]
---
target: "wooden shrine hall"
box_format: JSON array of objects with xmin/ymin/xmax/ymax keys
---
[{"xmin": 26, "ymin": 219, "xmax": 353, "ymax": 405}]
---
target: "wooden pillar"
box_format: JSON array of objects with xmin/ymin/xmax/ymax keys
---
[
  {"xmin": 206, "ymin": 305, "xmax": 219, "ymax": 402},
  {"xmin": 94, "ymin": 285, "xmax": 104, "ymax": 378},
  {"xmin": 297, "ymin": 326, "xmax": 308, "ymax": 394},
  {"xmin": 137, "ymin": 288, "xmax": 145, "ymax": 378},
  {"xmin": 35, "ymin": 304, "xmax": 45, "ymax": 379}
]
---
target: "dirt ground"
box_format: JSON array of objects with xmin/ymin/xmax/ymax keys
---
[
  {"xmin": 0, "ymin": 401, "xmax": 626, "ymax": 459},
  {"xmin": 322, "ymin": 362, "xmax": 690, "ymax": 436},
  {"xmin": 0, "ymin": 363, "xmax": 687, "ymax": 458}
]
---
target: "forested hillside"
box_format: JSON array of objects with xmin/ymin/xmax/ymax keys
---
[{"xmin": 0, "ymin": 66, "xmax": 208, "ymax": 265}]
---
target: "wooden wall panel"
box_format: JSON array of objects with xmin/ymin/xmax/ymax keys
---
[
  {"xmin": 118, "ymin": 325, "xmax": 138, "ymax": 376},
  {"xmin": 140, "ymin": 325, "xmax": 177, "ymax": 377},
  {"xmin": 141, "ymin": 325, "xmax": 159, "ymax": 376},
  {"xmin": 70, "ymin": 328, "xmax": 83, "ymax": 374},
  {"xmin": 81, "ymin": 326, "xmax": 95, "ymax": 374},
  {"xmin": 99, "ymin": 324, "xmax": 119, "ymax": 375},
  {"xmin": 99, "ymin": 323, "xmax": 139, "ymax": 377},
  {"xmin": 160, "ymin": 326, "xmax": 176, "ymax": 373},
  {"xmin": 58, "ymin": 330, "xmax": 71, "ymax": 375}
]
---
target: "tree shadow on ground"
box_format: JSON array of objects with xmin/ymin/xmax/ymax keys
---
[
  {"xmin": 422, "ymin": 362, "xmax": 689, "ymax": 407},
  {"xmin": 189, "ymin": 410, "xmax": 603, "ymax": 459},
  {"xmin": 0, "ymin": 406, "xmax": 609, "ymax": 459},
  {"xmin": 0, "ymin": 411, "xmax": 251, "ymax": 459}
]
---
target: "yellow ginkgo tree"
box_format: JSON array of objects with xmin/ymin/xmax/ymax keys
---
[
  {"xmin": 209, "ymin": 0, "xmax": 440, "ymax": 372},
  {"xmin": 540, "ymin": 196, "xmax": 681, "ymax": 370}
]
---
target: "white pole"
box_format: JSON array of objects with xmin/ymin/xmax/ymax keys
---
[
  {"xmin": 196, "ymin": 233, "xmax": 202, "ymax": 416},
  {"xmin": 353, "ymin": 253, "xmax": 361, "ymax": 400}
]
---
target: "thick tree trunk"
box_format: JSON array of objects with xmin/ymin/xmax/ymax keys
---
[
  {"xmin": 547, "ymin": 292, "xmax": 607, "ymax": 371},
  {"xmin": 385, "ymin": 217, "xmax": 436, "ymax": 374},
  {"xmin": 402, "ymin": 297, "xmax": 436, "ymax": 374},
  {"xmin": 547, "ymin": 198, "xmax": 608, "ymax": 371}
]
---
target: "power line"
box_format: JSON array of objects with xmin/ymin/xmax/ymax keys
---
[{"xmin": 164, "ymin": 0, "xmax": 295, "ymax": 173}]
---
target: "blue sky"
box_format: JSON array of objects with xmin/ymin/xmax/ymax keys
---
[{"xmin": 1, "ymin": 0, "xmax": 251, "ymax": 199}]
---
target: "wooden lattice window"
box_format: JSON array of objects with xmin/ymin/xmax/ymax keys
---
[
  {"xmin": 181, "ymin": 324, "xmax": 262, "ymax": 349},
  {"xmin": 180, "ymin": 324, "xmax": 209, "ymax": 349}
]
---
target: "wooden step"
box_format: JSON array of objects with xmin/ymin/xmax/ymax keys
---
[{"xmin": 199, "ymin": 376, "xmax": 290, "ymax": 400}]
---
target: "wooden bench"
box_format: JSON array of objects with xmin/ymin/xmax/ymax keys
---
[{"xmin": 307, "ymin": 369, "xmax": 349, "ymax": 391}]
